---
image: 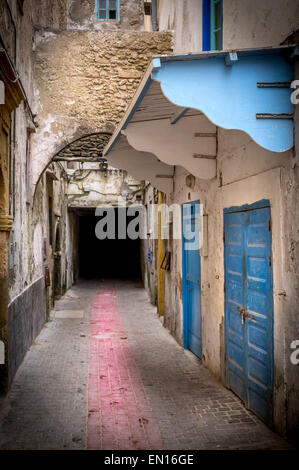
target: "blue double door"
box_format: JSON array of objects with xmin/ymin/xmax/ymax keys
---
[
  {"xmin": 182, "ymin": 201, "xmax": 202, "ymax": 360},
  {"xmin": 224, "ymin": 201, "xmax": 274, "ymax": 425}
]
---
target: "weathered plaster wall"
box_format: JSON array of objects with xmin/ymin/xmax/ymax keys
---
[
  {"xmin": 67, "ymin": 0, "xmax": 145, "ymax": 31},
  {"xmin": 158, "ymin": 0, "xmax": 203, "ymax": 54},
  {"xmin": 32, "ymin": 29, "xmax": 172, "ymax": 188},
  {"xmin": 223, "ymin": 0, "xmax": 299, "ymax": 49},
  {"xmin": 67, "ymin": 166, "xmax": 144, "ymax": 208},
  {"xmin": 32, "ymin": 0, "xmax": 68, "ymax": 30},
  {"xmin": 158, "ymin": 0, "xmax": 299, "ymax": 54}
]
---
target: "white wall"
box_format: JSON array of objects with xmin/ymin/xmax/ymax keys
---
[
  {"xmin": 223, "ymin": 0, "xmax": 299, "ymax": 49},
  {"xmin": 158, "ymin": 0, "xmax": 299, "ymax": 54},
  {"xmin": 158, "ymin": 0, "xmax": 203, "ymax": 54}
]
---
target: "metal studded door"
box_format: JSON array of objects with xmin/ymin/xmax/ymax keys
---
[
  {"xmin": 224, "ymin": 200, "xmax": 274, "ymax": 425},
  {"xmin": 183, "ymin": 201, "xmax": 202, "ymax": 360}
]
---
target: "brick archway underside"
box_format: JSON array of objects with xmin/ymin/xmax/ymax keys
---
[{"xmin": 53, "ymin": 132, "xmax": 112, "ymax": 162}]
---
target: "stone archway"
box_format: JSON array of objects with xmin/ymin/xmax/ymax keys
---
[
  {"xmin": 52, "ymin": 132, "xmax": 112, "ymax": 164},
  {"xmin": 32, "ymin": 131, "xmax": 113, "ymax": 205}
]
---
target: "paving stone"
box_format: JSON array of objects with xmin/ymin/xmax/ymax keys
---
[
  {"xmin": 0, "ymin": 279, "xmax": 294, "ymax": 450},
  {"xmin": 116, "ymin": 280, "xmax": 293, "ymax": 450}
]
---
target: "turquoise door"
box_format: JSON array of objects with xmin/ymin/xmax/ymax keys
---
[
  {"xmin": 224, "ymin": 200, "xmax": 274, "ymax": 425},
  {"xmin": 182, "ymin": 201, "xmax": 202, "ymax": 359}
]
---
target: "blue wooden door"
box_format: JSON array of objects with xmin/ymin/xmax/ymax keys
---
[
  {"xmin": 183, "ymin": 201, "xmax": 202, "ymax": 359},
  {"xmin": 224, "ymin": 201, "xmax": 274, "ymax": 425}
]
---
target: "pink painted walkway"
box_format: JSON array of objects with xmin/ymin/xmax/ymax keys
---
[{"xmin": 87, "ymin": 283, "xmax": 164, "ymax": 450}]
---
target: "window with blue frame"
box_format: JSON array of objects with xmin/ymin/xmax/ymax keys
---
[
  {"xmin": 202, "ymin": 0, "xmax": 223, "ymax": 51},
  {"xmin": 97, "ymin": 0, "xmax": 119, "ymax": 21}
]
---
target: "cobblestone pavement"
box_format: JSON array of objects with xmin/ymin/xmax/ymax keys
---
[
  {"xmin": 0, "ymin": 280, "xmax": 97, "ymax": 450},
  {"xmin": 0, "ymin": 279, "xmax": 293, "ymax": 450},
  {"xmin": 117, "ymin": 281, "xmax": 292, "ymax": 450}
]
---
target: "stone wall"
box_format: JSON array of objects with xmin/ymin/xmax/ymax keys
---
[
  {"xmin": 8, "ymin": 277, "xmax": 45, "ymax": 386},
  {"xmin": 32, "ymin": 29, "xmax": 173, "ymax": 188}
]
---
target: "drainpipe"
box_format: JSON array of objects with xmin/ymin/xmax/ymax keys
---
[{"xmin": 151, "ymin": 0, "xmax": 159, "ymax": 31}]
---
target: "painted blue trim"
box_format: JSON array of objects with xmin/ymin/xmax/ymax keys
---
[
  {"xmin": 171, "ymin": 108, "xmax": 190, "ymax": 125},
  {"xmin": 224, "ymin": 199, "xmax": 271, "ymax": 213},
  {"xmin": 96, "ymin": 0, "xmax": 119, "ymax": 21},
  {"xmin": 152, "ymin": 52, "xmax": 293, "ymax": 152},
  {"xmin": 225, "ymin": 52, "xmax": 238, "ymax": 66},
  {"xmin": 202, "ymin": 0, "xmax": 211, "ymax": 51},
  {"xmin": 220, "ymin": 0, "xmax": 223, "ymax": 50},
  {"xmin": 203, "ymin": 0, "xmax": 223, "ymax": 51},
  {"xmin": 152, "ymin": 57, "xmax": 161, "ymax": 70}
]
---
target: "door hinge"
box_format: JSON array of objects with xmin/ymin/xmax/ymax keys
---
[
  {"xmin": 268, "ymin": 217, "xmax": 272, "ymax": 232},
  {"xmin": 224, "ymin": 281, "xmax": 226, "ymax": 293},
  {"xmin": 269, "ymin": 255, "xmax": 272, "ymax": 267},
  {"xmin": 223, "ymin": 231, "xmax": 225, "ymax": 243}
]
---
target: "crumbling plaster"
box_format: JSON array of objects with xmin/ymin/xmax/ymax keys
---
[{"xmin": 67, "ymin": 167, "xmax": 144, "ymax": 208}]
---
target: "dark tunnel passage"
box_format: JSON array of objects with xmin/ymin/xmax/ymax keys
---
[{"xmin": 78, "ymin": 208, "xmax": 142, "ymax": 280}]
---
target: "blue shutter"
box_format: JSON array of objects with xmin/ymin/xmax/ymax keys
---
[{"xmin": 203, "ymin": 0, "xmax": 223, "ymax": 51}]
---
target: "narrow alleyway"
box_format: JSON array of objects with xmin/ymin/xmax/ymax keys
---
[{"xmin": 0, "ymin": 280, "xmax": 292, "ymax": 450}]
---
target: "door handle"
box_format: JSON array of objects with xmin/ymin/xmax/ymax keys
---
[
  {"xmin": 237, "ymin": 307, "xmax": 246, "ymax": 324},
  {"xmin": 237, "ymin": 307, "xmax": 256, "ymax": 323}
]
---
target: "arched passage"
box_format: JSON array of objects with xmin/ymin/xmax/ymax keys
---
[{"xmin": 32, "ymin": 130, "xmax": 144, "ymax": 300}]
